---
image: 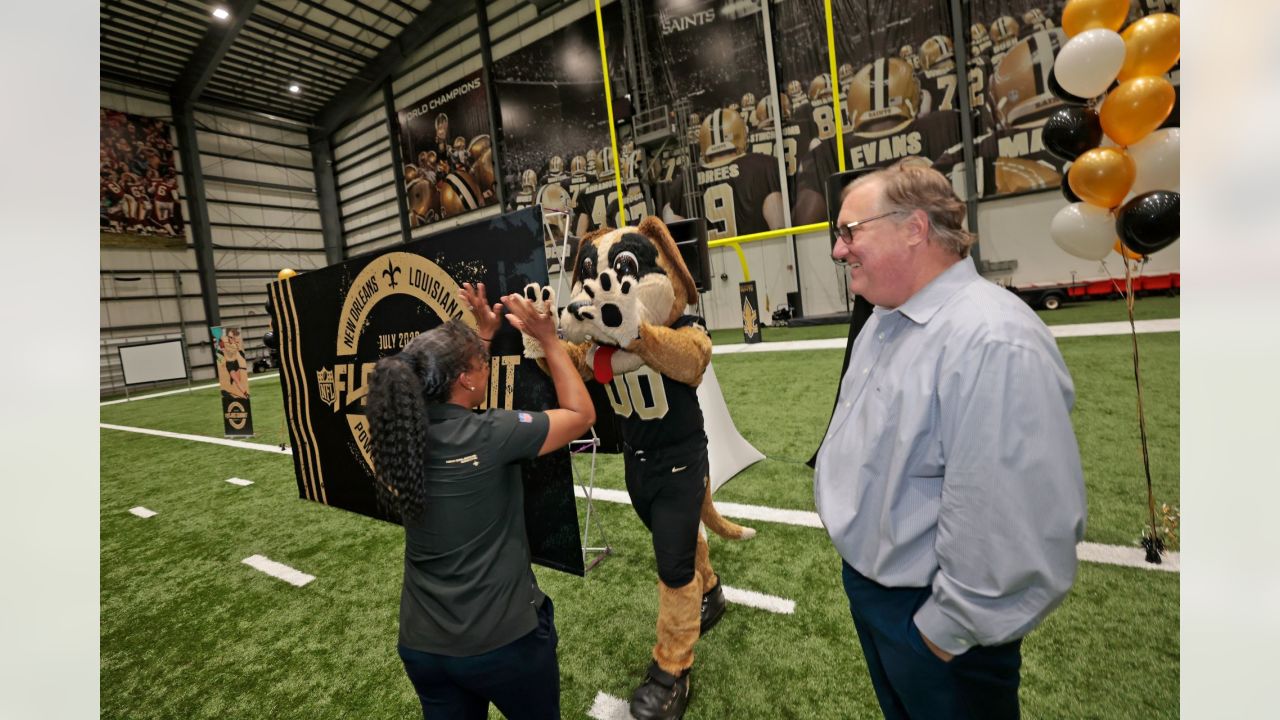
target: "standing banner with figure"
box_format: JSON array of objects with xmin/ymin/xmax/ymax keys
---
[{"xmin": 212, "ymin": 326, "xmax": 254, "ymax": 437}]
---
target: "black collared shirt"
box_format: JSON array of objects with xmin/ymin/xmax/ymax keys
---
[{"xmin": 398, "ymin": 403, "xmax": 550, "ymax": 656}]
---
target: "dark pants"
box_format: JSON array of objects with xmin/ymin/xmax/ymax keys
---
[
  {"xmin": 397, "ymin": 596, "xmax": 560, "ymax": 720},
  {"xmin": 841, "ymin": 561, "xmax": 1022, "ymax": 720},
  {"xmin": 623, "ymin": 439, "xmax": 708, "ymax": 589}
]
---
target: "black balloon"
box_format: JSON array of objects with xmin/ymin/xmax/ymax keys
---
[
  {"xmin": 263, "ymin": 330, "xmax": 278, "ymax": 350},
  {"xmin": 1043, "ymin": 106, "xmax": 1104, "ymax": 162},
  {"xmin": 1049, "ymin": 67, "xmax": 1091, "ymax": 106},
  {"xmin": 1062, "ymin": 174, "xmax": 1082, "ymax": 203},
  {"xmin": 1116, "ymin": 191, "xmax": 1180, "ymax": 255}
]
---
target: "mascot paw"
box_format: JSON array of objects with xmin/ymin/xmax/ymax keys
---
[
  {"xmin": 569, "ymin": 268, "xmax": 642, "ymax": 347},
  {"xmin": 518, "ymin": 283, "xmax": 558, "ymax": 359}
]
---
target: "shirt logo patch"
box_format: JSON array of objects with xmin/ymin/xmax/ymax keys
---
[
  {"xmin": 518, "ymin": 412, "xmax": 533, "ymax": 424},
  {"xmin": 446, "ymin": 454, "xmax": 480, "ymax": 467}
]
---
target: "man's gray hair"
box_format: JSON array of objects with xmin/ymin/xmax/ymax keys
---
[{"xmin": 842, "ymin": 160, "xmax": 975, "ymax": 257}]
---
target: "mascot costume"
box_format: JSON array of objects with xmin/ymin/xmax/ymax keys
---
[{"xmin": 521, "ymin": 216, "xmax": 755, "ymax": 719}]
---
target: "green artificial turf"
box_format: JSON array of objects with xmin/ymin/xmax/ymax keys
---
[
  {"xmin": 100, "ymin": 316, "xmax": 1180, "ymax": 718},
  {"xmin": 101, "ymin": 430, "xmax": 1177, "ymax": 719}
]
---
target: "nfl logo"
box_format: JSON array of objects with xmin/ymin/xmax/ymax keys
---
[
  {"xmin": 518, "ymin": 412, "xmax": 533, "ymax": 424},
  {"xmin": 316, "ymin": 367, "xmax": 336, "ymax": 408}
]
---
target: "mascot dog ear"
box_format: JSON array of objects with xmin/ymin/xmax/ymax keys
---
[{"xmin": 637, "ymin": 216, "xmax": 699, "ymax": 310}]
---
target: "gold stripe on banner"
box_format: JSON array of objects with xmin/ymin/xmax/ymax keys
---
[
  {"xmin": 281, "ymin": 278, "xmax": 328, "ymax": 505},
  {"xmin": 593, "ymin": 0, "xmax": 627, "ymax": 229},
  {"xmin": 824, "ymin": 0, "xmax": 846, "ymax": 172},
  {"xmin": 270, "ymin": 282, "xmax": 316, "ymax": 501}
]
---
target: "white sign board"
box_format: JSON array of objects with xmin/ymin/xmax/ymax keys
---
[{"xmin": 118, "ymin": 339, "xmax": 187, "ymax": 385}]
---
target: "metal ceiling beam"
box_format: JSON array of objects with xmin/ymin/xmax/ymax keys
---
[
  {"xmin": 313, "ymin": 2, "xmax": 475, "ymax": 137},
  {"xmin": 172, "ymin": 0, "xmax": 262, "ymax": 105}
]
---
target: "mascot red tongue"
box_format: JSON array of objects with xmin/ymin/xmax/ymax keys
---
[{"xmin": 521, "ymin": 216, "xmax": 754, "ymax": 720}]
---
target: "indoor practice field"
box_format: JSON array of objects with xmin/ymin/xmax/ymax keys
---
[{"xmin": 100, "ymin": 299, "xmax": 1180, "ymax": 720}]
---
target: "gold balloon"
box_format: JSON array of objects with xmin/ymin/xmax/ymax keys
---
[
  {"xmin": 1068, "ymin": 147, "xmax": 1136, "ymax": 209},
  {"xmin": 1062, "ymin": 0, "xmax": 1129, "ymax": 37},
  {"xmin": 277, "ymin": 268, "xmax": 298, "ymax": 280},
  {"xmin": 1100, "ymin": 76, "xmax": 1176, "ymax": 146},
  {"xmin": 1115, "ymin": 240, "xmax": 1144, "ymax": 261},
  {"xmin": 1118, "ymin": 13, "xmax": 1180, "ymax": 82}
]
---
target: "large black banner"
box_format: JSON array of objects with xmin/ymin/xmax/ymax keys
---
[
  {"xmin": 396, "ymin": 70, "xmax": 499, "ymax": 227},
  {"xmin": 644, "ymin": 0, "xmax": 785, "ymax": 242},
  {"xmin": 268, "ymin": 207, "xmax": 584, "ymax": 576},
  {"xmin": 493, "ymin": 6, "xmax": 636, "ymax": 257}
]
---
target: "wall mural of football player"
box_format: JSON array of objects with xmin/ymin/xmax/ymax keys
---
[
  {"xmin": 396, "ymin": 69, "xmax": 498, "ymax": 229},
  {"xmin": 642, "ymin": 0, "xmax": 782, "ymax": 239},
  {"xmin": 100, "ymin": 108, "xmax": 185, "ymax": 248},
  {"xmin": 493, "ymin": 5, "xmax": 627, "ymax": 244},
  {"xmin": 955, "ymin": 0, "xmax": 1178, "ymax": 199},
  {"xmin": 663, "ymin": 108, "xmax": 785, "ymax": 239},
  {"xmin": 774, "ymin": 0, "xmax": 963, "ymax": 225}
]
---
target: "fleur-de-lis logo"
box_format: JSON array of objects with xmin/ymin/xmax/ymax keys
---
[
  {"xmin": 742, "ymin": 297, "xmax": 759, "ymax": 338},
  {"xmin": 382, "ymin": 258, "xmax": 401, "ymax": 288}
]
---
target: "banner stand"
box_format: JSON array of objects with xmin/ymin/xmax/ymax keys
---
[
  {"xmin": 740, "ymin": 281, "xmax": 763, "ymax": 344},
  {"xmin": 570, "ymin": 432, "xmax": 612, "ymax": 574}
]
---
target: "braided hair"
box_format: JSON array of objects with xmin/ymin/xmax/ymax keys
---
[{"xmin": 365, "ymin": 320, "xmax": 488, "ymax": 521}]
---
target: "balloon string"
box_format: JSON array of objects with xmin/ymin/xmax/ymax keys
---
[{"xmin": 1124, "ymin": 259, "xmax": 1162, "ymax": 563}]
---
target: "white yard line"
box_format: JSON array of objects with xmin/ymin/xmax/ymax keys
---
[
  {"xmin": 713, "ymin": 318, "xmax": 1180, "ymax": 355},
  {"xmin": 241, "ymin": 554, "xmax": 315, "ymax": 587},
  {"xmin": 587, "ymin": 692, "xmax": 632, "ymax": 720},
  {"xmin": 102, "ymin": 422, "xmax": 1179, "ymax": 574},
  {"xmin": 722, "ymin": 585, "xmax": 796, "ymax": 614},
  {"xmin": 226, "ymin": 477, "xmax": 255, "ymax": 486},
  {"xmin": 128, "ymin": 507, "xmax": 157, "ymax": 518},
  {"xmin": 100, "ymin": 373, "xmax": 280, "ymax": 406},
  {"xmin": 99, "ymin": 423, "xmax": 291, "ymax": 455},
  {"xmin": 572, "ymin": 485, "xmax": 1176, "ymax": 573}
]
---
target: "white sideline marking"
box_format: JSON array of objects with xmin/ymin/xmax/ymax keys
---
[
  {"xmin": 100, "ymin": 373, "xmax": 280, "ymax": 406},
  {"xmin": 722, "ymin": 585, "xmax": 796, "ymax": 614},
  {"xmin": 1077, "ymin": 541, "xmax": 1179, "ymax": 572},
  {"xmin": 129, "ymin": 506, "xmax": 157, "ymax": 518},
  {"xmin": 242, "ymin": 554, "xmax": 315, "ymax": 587},
  {"xmin": 100, "ymin": 423, "xmax": 291, "ymax": 455},
  {"xmin": 587, "ymin": 692, "xmax": 632, "ymax": 720},
  {"xmin": 572, "ymin": 486, "xmax": 1177, "ymax": 573},
  {"xmin": 713, "ymin": 318, "xmax": 1180, "ymax": 355},
  {"xmin": 226, "ymin": 477, "xmax": 254, "ymax": 486},
  {"xmin": 101, "ymin": 422, "xmax": 1179, "ymax": 574}
]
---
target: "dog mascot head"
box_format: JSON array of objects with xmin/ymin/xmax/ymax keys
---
[{"xmin": 559, "ymin": 217, "xmax": 698, "ymax": 347}]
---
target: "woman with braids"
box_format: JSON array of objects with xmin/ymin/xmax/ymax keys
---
[{"xmin": 366, "ymin": 282, "xmax": 594, "ymax": 720}]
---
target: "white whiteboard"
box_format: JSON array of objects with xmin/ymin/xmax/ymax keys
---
[{"xmin": 118, "ymin": 339, "xmax": 188, "ymax": 385}]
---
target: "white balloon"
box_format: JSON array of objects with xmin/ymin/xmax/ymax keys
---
[
  {"xmin": 1051, "ymin": 202, "xmax": 1117, "ymax": 261},
  {"xmin": 1053, "ymin": 29, "xmax": 1126, "ymax": 100},
  {"xmin": 1127, "ymin": 127, "xmax": 1180, "ymax": 195}
]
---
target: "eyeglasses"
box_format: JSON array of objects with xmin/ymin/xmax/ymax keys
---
[{"xmin": 834, "ymin": 210, "xmax": 904, "ymax": 246}]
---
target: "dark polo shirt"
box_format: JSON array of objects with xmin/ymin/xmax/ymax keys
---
[{"xmin": 398, "ymin": 403, "xmax": 550, "ymax": 656}]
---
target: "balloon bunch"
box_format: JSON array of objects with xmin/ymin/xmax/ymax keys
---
[{"xmin": 1045, "ymin": 0, "xmax": 1179, "ymax": 262}]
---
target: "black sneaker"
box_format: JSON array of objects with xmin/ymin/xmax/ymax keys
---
[
  {"xmin": 700, "ymin": 579, "xmax": 726, "ymax": 635},
  {"xmin": 629, "ymin": 662, "xmax": 691, "ymax": 720}
]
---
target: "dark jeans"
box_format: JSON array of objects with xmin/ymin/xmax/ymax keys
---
[
  {"xmin": 841, "ymin": 561, "xmax": 1023, "ymax": 720},
  {"xmin": 398, "ymin": 595, "xmax": 560, "ymax": 719},
  {"xmin": 623, "ymin": 439, "xmax": 708, "ymax": 588}
]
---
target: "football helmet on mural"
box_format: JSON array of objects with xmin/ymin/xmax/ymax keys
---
[
  {"xmin": 521, "ymin": 168, "xmax": 538, "ymax": 191},
  {"xmin": 808, "ymin": 73, "xmax": 834, "ymax": 103},
  {"xmin": 548, "ymin": 155, "xmax": 565, "ymax": 176},
  {"xmin": 536, "ymin": 181, "xmax": 572, "ymax": 240},
  {"xmin": 837, "ymin": 63, "xmax": 856, "ymax": 93},
  {"xmin": 786, "ymin": 79, "xmax": 807, "ymax": 105},
  {"xmin": 699, "ymin": 108, "xmax": 747, "ymax": 166},
  {"xmin": 1022, "ymin": 8, "xmax": 1054, "ymax": 33},
  {"xmin": 407, "ymin": 177, "xmax": 439, "ymax": 227},
  {"xmin": 570, "ymin": 154, "xmax": 587, "ymax": 176},
  {"xmin": 899, "ymin": 44, "xmax": 921, "ymax": 71},
  {"xmin": 920, "ymin": 35, "xmax": 956, "ymax": 73},
  {"xmin": 439, "ymin": 170, "xmax": 484, "ymax": 218},
  {"xmin": 752, "ymin": 97, "xmax": 776, "ymax": 129},
  {"xmin": 467, "ymin": 134, "xmax": 491, "ymax": 163},
  {"xmin": 847, "ymin": 57, "xmax": 921, "ymax": 137},
  {"xmin": 988, "ymin": 29, "xmax": 1065, "ymax": 129},
  {"xmin": 990, "ymin": 16, "xmax": 1021, "ymax": 53},
  {"xmin": 472, "ymin": 148, "xmax": 495, "ymax": 195}
]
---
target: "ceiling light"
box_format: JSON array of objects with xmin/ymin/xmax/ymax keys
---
[
  {"xmin": 212, "ymin": 7, "xmax": 230, "ymax": 20},
  {"xmin": 289, "ymin": 84, "xmax": 301, "ymax": 94}
]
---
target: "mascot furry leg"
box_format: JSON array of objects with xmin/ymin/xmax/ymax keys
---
[{"xmin": 522, "ymin": 217, "xmax": 754, "ymax": 719}]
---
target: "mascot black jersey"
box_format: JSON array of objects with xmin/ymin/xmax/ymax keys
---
[{"xmin": 602, "ymin": 315, "xmax": 707, "ymax": 451}]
